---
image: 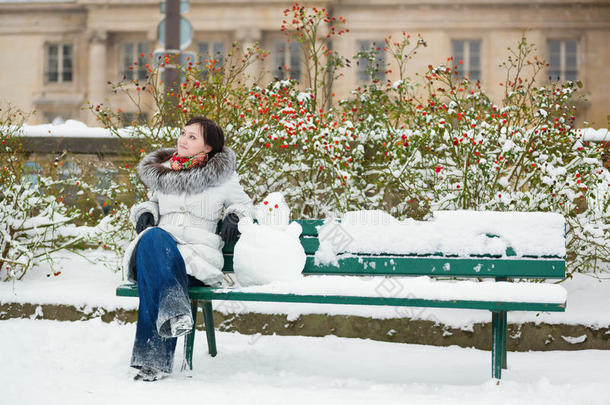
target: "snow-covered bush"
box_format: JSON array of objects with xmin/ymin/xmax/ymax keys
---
[
  {"xmin": 0, "ymin": 104, "xmax": 135, "ymax": 281},
  {"xmin": 0, "ymin": 105, "xmax": 77, "ymax": 280},
  {"xmin": 348, "ymin": 37, "xmax": 610, "ymax": 277},
  {"xmin": 84, "ymin": 4, "xmax": 609, "ymax": 276}
]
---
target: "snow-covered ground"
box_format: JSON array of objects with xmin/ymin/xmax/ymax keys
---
[
  {"xmin": 1, "ymin": 318, "xmax": 609, "ymax": 405},
  {"xmin": 2, "ymin": 248, "xmax": 610, "ymax": 330}
]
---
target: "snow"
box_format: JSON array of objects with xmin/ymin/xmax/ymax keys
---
[
  {"xmin": 1, "ymin": 318, "xmax": 609, "ymax": 405},
  {"xmin": 501, "ymin": 139, "xmax": 516, "ymax": 152},
  {"xmin": 0, "ymin": 248, "xmax": 137, "ymax": 311},
  {"xmin": 2, "ymin": 249, "xmax": 609, "ymax": 330},
  {"xmin": 579, "ymin": 128, "xmax": 609, "ymax": 142},
  {"xmin": 218, "ymin": 275, "xmax": 567, "ymax": 305},
  {"xmin": 6, "ymin": 120, "xmax": 176, "ymax": 138},
  {"xmin": 9, "ymin": 120, "xmax": 608, "ymax": 145},
  {"xmin": 561, "ymin": 334, "xmax": 587, "ymax": 344},
  {"xmin": 234, "ymin": 218, "xmax": 306, "ymax": 286},
  {"xmin": 253, "ymin": 191, "xmax": 291, "ymax": 226},
  {"xmin": 315, "ymin": 210, "xmax": 566, "ymax": 265},
  {"xmin": 19, "ymin": 120, "xmax": 115, "ymax": 138},
  {"xmin": 296, "ymin": 92, "xmax": 313, "ymax": 102}
]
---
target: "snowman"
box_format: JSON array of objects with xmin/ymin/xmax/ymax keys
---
[{"xmin": 233, "ymin": 192, "xmax": 306, "ymax": 286}]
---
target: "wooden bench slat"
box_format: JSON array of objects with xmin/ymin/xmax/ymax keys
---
[
  {"xmin": 301, "ymin": 256, "xmax": 565, "ymax": 278},
  {"xmin": 220, "ymin": 255, "xmax": 565, "ymax": 279},
  {"xmin": 293, "ymin": 219, "xmax": 324, "ymax": 236},
  {"xmin": 192, "ymin": 291, "xmax": 566, "ymax": 312},
  {"xmin": 299, "ymin": 237, "xmax": 319, "ymax": 254}
]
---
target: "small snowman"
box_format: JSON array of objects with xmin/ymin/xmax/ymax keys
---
[{"xmin": 233, "ymin": 192, "xmax": 306, "ymax": 286}]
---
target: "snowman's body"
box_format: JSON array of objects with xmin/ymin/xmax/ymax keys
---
[{"xmin": 233, "ymin": 193, "xmax": 306, "ymax": 286}]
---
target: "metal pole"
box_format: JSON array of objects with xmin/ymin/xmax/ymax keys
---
[{"xmin": 164, "ymin": 0, "xmax": 180, "ymax": 126}]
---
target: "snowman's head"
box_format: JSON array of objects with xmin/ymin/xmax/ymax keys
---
[{"xmin": 255, "ymin": 192, "xmax": 290, "ymax": 226}]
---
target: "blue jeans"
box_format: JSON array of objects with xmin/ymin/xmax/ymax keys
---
[{"xmin": 130, "ymin": 227, "xmax": 209, "ymax": 373}]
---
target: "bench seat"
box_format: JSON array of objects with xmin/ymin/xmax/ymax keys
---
[{"xmin": 119, "ymin": 276, "xmax": 566, "ymax": 311}]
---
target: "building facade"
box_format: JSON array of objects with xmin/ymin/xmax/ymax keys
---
[{"xmin": 0, "ymin": 0, "xmax": 609, "ymax": 126}]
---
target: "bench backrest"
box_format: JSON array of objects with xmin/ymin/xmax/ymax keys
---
[{"xmin": 220, "ymin": 219, "xmax": 566, "ymax": 279}]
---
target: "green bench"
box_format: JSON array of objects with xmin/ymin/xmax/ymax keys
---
[{"xmin": 117, "ymin": 218, "xmax": 567, "ymax": 380}]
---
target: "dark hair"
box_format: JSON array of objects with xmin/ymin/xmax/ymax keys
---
[{"xmin": 184, "ymin": 116, "xmax": 225, "ymax": 159}]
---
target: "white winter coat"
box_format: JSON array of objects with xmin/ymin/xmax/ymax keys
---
[{"xmin": 122, "ymin": 146, "xmax": 253, "ymax": 286}]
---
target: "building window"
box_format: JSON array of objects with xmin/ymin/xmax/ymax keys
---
[
  {"xmin": 357, "ymin": 40, "xmax": 386, "ymax": 82},
  {"xmin": 548, "ymin": 40, "xmax": 578, "ymax": 81},
  {"xmin": 273, "ymin": 41, "xmax": 301, "ymax": 81},
  {"xmin": 45, "ymin": 43, "xmax": 73, "ymax": 83},
  {"xmin": 122, "ymin": 42, "xmax": 149, "ymax": 80},
  {"xmin": 198, "ymin": 41, "xmax": 225, "ymax": 71},
  {"xmin": 452, "ymin": 40, "xmax": 481, "ymax": 82}
]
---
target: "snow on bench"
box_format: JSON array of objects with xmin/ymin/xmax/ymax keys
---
[
  {"xmin": 212, "ymin": 275, "xmax": 567, "ymax": 305},
  {"xmin": 315, "ymin": 210, "xmax": 565, "ymax": 266}
]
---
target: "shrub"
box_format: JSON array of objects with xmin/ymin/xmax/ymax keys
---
[{"xmin": 0, "ymin": 104, "xmax": 134, "ymax": 281}]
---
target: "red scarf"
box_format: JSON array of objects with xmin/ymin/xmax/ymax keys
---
[{"xmin": 170, "ymin": 151, "xmax": 208, "ymax": 170}]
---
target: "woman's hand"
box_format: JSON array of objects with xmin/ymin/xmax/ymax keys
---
[
  {"xmin": 136, "ymin": 212, "xmax": 155, "ymax": 234},
  {"xmin": 220, "ymin": 213, "xmax": 240, "ymax": 243}
]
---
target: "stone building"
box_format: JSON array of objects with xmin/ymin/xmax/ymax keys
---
[{"xmin": 0, "ymin": 0, "xmax": 608, "ymax": 126}]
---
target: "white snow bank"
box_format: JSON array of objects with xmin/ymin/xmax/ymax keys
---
[
  {"xmin": 10, "ymin": 120, "xmax": 608, "ymax": 143},
  {"xmin": 22, "ymin": 119, "xmax": 112, "ymax": 137},
  {"xmin": 316, "ymin": 210, "xmax": 565, "ymax": 265},
  {"xmin": 0, "ymin": 248, "xmax": 137, "ymax": 311},
  {"xmin": 1, "ymin": 319, "xmax": 610, "ymax": 405},
  {"xmin": 221, "ymin": 275, "xmax": 567, "ymax": 305},
  {"xmin": 579, "ymin": 128, "xmax": 609, "ymax": 142},
  {"xmin": 6, "ymin": 120, "xmax": 178, "ymax": 138}
]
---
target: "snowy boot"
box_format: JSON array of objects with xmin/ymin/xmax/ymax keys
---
[
  {"xmin": 134, "ymin": 366, "xmax": 165, "ymax": 382},
  {"xmin": 169, "ymin": 314, "xmax": 193, "ymax": 338}
]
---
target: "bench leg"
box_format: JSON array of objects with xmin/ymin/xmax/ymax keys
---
[
  {"xmin": 494, "ymin": 277, "xmax": 509, "ymax": 370},
  {"xmin": 202, "ymin": 300, "xmax": 218, "ymax": 357},
  {"xmin": 182, "ymin": 300, "xmax": 199, "ymax": 371},
  {"xmin": 491, "ymin": 311, "xmax": 504, "ymax": 379},
  {"xmin": 501, "ymin": 311, "xmax": 508, "ymax": 370}
]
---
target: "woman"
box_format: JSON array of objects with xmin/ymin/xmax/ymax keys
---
[{"xmin": 122, "ymin": 116, "xmax": 253, "ymax": 381}]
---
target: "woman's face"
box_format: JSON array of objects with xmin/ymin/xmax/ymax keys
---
[{"xmin": 177, "ymin": 123, "xmax": 212, "ymax": 157}]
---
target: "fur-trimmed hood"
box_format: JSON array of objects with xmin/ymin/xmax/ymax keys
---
[{"xmin": 137, "ymin": 146, "xmax": 237, "ymax": 194}]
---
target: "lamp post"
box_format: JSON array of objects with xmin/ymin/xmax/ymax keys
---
[{"xmin": 164, "ymin": 0, "xmax": 180, "ymax": 125}]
